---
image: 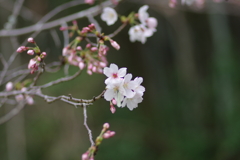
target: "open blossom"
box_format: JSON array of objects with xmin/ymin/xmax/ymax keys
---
[
  {"xmin": 128, "ymin": 24, "xmax": 153, "ymax": 44},
  {"xmin": 103, "ymin": 63, "xmax": 126, "ymax": 84},
  {"xmin": 103, "ymin": 64, "xmax": 145, "ymax": 110},
  {"xmin": 101, "ymin": 7, "xmax": 118, "ymax": 26}
]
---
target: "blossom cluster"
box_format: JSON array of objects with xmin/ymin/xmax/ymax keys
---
[
  {"xmin": 128, "ymin": 5, "xmax": 158, "ymax": 44},
  {"xmin": 16, "ymin": 37, "xmax": 47, "ymax": 74},
  {"xmin": 81, "ymin": 123, "xmax": 115, "ymax": 160},
  {"xmin": 103, "ymin": 64, "xmax": 145, "ymax": 111},
  {"xmin": 5, "ymin": 82, "xmax": 34, "ymax": 105}
]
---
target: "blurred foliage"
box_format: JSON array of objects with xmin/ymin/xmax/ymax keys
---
[{"xmin": 1, "ymin": 0, "xmax": 240, "ymax": 160}]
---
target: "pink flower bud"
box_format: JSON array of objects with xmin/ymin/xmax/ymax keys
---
[
  {"xmin": 110, "ymin": 39, "xmax": 120, "ymax": 50},
  {"xmin": 15, "ymin": 94, "xmax": 24, "ymax": 102},
  {"xmin": 169, "ymin": 0, "xmax": 177, "ymax": 8},
  {"xmin": 112, "ymin": 99, "xmax": 117, "ymax": 105},
  {"xmin": 37, "ymin": 57, "xmax": 41, "ymax": 62},
  {"xmin": 16, "ymin": 47, "xmax": 23, "ymax": 53},
  {"xmin": 27, "ymin": 50, "xmax": 34, "ymax": 55},
  {"xmin": 27, "ymin": 37, "xmax": 35, "ymax": 43},
  {"xmin": 41, "ymin": 52, "xmax": 47, "ymax": 58},
  {"xmin": 82, "ymin": 152, "xmax": 89, "ymax": 160},
  {"xmin": 109, "ymin": 131, "xmax": 115, "ymax": 137},
  {"xmin": 59, "ymin": 27, "xmax": 67, "ymax": 31},
  {"xmin": 110, "ymin": 104, "xmax": 116, "ymax": 114},
  {"xmin": 146, "ymin": 17, "xmax": 158, "ymax": 29},
  {"xmin": 89, "ymin": 156, "xmax": 94, "ymax": 160},
  {"xmin": 86, "ymin": 43, "xmax": 91, "ymax": 48},
  {"xmin": 79, "ymin": 62, "xmax": 85, "ymax": 70},
  {"xmin": 87, "ymin": 70, "xmax": 92, "ymax": 75},
  {"xmin": 85, "ymin": 0, "xmax": 94, "ymax": 5},
  {"xmin": 76, "ymin": 46, "xmax": 82, "ymax": 51},
  {"xmin": 28, "ymin": 59, "xmax": 37, "ymax": 69},
  {"xmin": 26, "ymin": 96, "xmax": 34, "ymax": 105},
  {"xmin": 99, "ymin": 62, "xmax": 106, "ymax": 68},
  {"xmin": 6, "ymin": 82, "xmax": 13, "ymax": 91},
  {"xmin": 91, "ymin": 47, "xmax": 98, "ymax": 52},
  {"xmin": 92, "ymin": 66, "xmax": 97, "ymax": 72},
  {"xmin": 103, "ymin": 132, "xmax": 111, "ymax": 139},
  {"xmin": 103, "ymin": 123, "xmax": 110, "ymax": 129},
  {"xmin": 88, "ymin": 23, "xmax": 95, "ymax": 30},
  {"xmin": 21, "ymin": 87, "xmax": 27, "ymax": 92},
  {"xmin": 88, "ymin": 63, "xmax": 93, "ymax": 70},
  {"xmin": 62, "ymin": 47, "xmax": 69, "ymax": 56}
]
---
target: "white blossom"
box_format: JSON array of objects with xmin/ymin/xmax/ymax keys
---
[
  {"xmin": 103, "ymin": 64, "xmax": 145, "ymax": 110},
  {"xmin": 128, "ymin": 24, "xmax": 153, "ymax": 44},
  {"xmin": 138, "ymin": 5, "xmax": 149, "ymax": 25},
  {"xmin": 103, "ymin": 63, "xmax": 126, "ymax": 85},
  {"xmin": 101, "ymin": 7, "xmax": 118, "ymax": 26},
  {"xmin": 6, "ymin": 82, "xmax": 13, "ymax": 91}
]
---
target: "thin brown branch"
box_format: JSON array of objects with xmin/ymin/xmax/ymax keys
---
[{"xmin": 108, "ymin": 22, "xmax": 128, "ymax": 38}]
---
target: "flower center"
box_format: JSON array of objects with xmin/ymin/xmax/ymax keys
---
[{"xmin": 112, "ymin": 73, "xmax": 118, "ymax": 78}]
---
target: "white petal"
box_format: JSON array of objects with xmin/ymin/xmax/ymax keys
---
[
  {"xmin": 110, "ymin": 63, "xmax": 118, "ymax": 72},
  {"xmin": 104, "ymin": 89, "xmax": 115, "ymax": 101},
  {"xmin": 118, "ymin": 68, "xmax": 127, "ymax": 77}
]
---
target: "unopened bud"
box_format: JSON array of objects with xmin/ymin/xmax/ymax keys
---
[
  {"xmin": 86, "ymin": 43, "xmax": 91, "ymax": 48},
  {"xmin": 76, "ymin": 46, "xmax": 82, "ymax": 51},
  {"xmin": 85, "ymin": 0, "xmax": 95, "ymax": 5},
  {"xmin": 110, "ymin": 39, "xmax": 120, "ymax": 50},
  {"xmin": 27, "ymin": 37, "xmax": 35, "ymax": 43},
  {"xmin": 41, "ymin": 52, "xmax": 47, "ymax": 58},
  {"xmin": 82, "ymin": 152, "xmax": 89, "ymax": 160},
  {"xmin": 90, "ymin": 47, "xmax": 98, "ymax": 52},
  {"xmin": 6, "ymin": 82, "xmax": 13, "ymax": 91},
  {"xmin": 103, "ymin": 123, "xmax": 110, "ymax": 129},
  {"xmin": 27, "ymin": 50, "xmax": 34, "ymax": 55},
  {"xmin": 110, "ymin": 104, "xmax": 116, "ymax": 114},
  {"xmin": 79, "ymin": 62, "xmax": 85, "ymax": 70}
]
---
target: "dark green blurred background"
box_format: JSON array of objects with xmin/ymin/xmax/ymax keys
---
[{"xmin": 1, "ymin": 0, "xmax": 240, "ymax": 160}]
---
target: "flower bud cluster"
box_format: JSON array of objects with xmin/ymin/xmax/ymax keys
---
[
  {"xmin": 81, "ymin": 123, "xmax": 115, "ymax": 160},
  {"xmin": 16, "ymin": 37, "xmax": 47, "ymax": 74},
  {"xmin": 5, "ymin": 82, "xmax": 34, "ymax": 105},
  {"xmin": 103, "ymin": 64, "xmax": 145, "ymax": 111},
  {"xmin": 128, "ymin": 5, "xmax": 158, "ymax": 44}
]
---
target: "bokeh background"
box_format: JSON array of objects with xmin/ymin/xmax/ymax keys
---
[{"xmin": 1, "ymin": 0, "xmax": 240, "ymax": 160}]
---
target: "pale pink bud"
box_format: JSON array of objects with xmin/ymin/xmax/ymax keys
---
[
  {"xmin": 88, "ymin": 63, "xmax": 93, "ymax": 70},
  {"xmin": 27, "ymin": 50, "xmax": 34, "ymax": 55},
  {"xmin": 87, "ymin": 70, "xmax": 92, "ymax": 75},
  {"xmin": 76, "ymin": 46, "xmax": 82, "ymax": 51},
  {"xmin": 85, "ymin": 0, "xmax": 94, "ymax": 5},
  {"xmin": 79, "ymin": 62, "xmax": 85, "ymax": 70},
  {"xmin": 17, "ymin": 47, "xmax": 23, "ymax": 53},
  {"xmin": 62, "ymin": 47, "xmax": 68, "ymax": 56},
  {"xmin": 26, "ymin": 96, "xmax": 34, "ymax": 105},
  {"xmin": 92, "ymin": 66, "xmax": 97, "ymax": 72},
  {"xmin": 110, "ymin": 104, "xmax": 116, "ymax": 114},
  {"xmin": 103, "ymin": 132, "xmax": 111, "ymax": 139},
  {"xmin": 59, "ymin": 26, "xmax": 67, "ymax": 31},
  {"xmin": 91, "ymin": 47, "xmax": 98, "ymax": 52},
  {"xmin": 109, "ymin": 131, "xmax": 115, "ymax": 137},
  {"xmin": 88, "ymin": 23, "xmax": 95, "ymax": 30},
  {"xmin": 27, "ymin": 37, "xmax": 35, "ymax": 43},
  {"xmin": 97, "ymin": 68, "xmax": 103, "ymax": 73},
  {"xmin": 37, "ymin": 57, "xmax": 41, "ymax": 62},
  {"xmin": 15, "ymin": 94, "xmax": 24, "ymax": 102},
  {"xmin": 112, "ymin": 99, "xmax": 117, "ymax": 105},
  {"xmin": 110, "ymin": 39, "xmax": 120, "ymax": 50},
  {"xmin": 21, "ymin": 87, "xmax": 27, "ymax": 92},
  {"xmin": 146, "ymin": 17, "xmax": 158, "ymax": 29},
  {"xmin": 6, "ymin": 82, "xmax": 13, "ymax": 91},
  {"xmin": 103, "ymin": 123, "xmax": 110, "ymax": 129},
  {"xmin": 99, "ymin": 62, "xmax": 106, "ymax": 68},
  {"xmin": 82, "ymin": 152, "xmax": 89, "ymax": 160},
  {"xmin": 41, "ymin": 52, "xmax": 47, "ymax": 58},
  {"xmin": 86, "ymin": 43, "xmax": 91, "ymax": 48},
  {"xmin": 28, "ymin": 59, "xmax": 37, "ymax": 69},
  {"xmin": 89, "ymin": 156, "xmax": 94, "ymax": 160}
]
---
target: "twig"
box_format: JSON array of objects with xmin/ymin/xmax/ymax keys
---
[
  {"xmin": 83, "ymin": 104, "xmax": 95, "ymax": 146},
  {"xmin": 0, "ymin": 1, "xmax": 114, "ymax": 37},
  {"xmin": 0, "ymin": 101, "xmax": 26, "ymax": 125},
  {"xmin": 108, "ymin": 22, "xmax": 128, "ymax": 38}
]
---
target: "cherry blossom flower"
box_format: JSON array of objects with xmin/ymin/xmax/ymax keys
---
[
  {"xmin": 101, "ymin": 7, "xmax": 118, "ymax": 26},
  {"xmin": 103, "ymin": 64, "xmax": 145, "ymax": 110},
  {"xmin": 103, "ymin": 63, "xmax": 126, "ymax": 84},
  {"xmin": 138, "ymin": 5, "xmax": 149, "ymax": 25},
  {"xmin": 128, "ymin": 24, "xmax": 153, "ymax": 44}
]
